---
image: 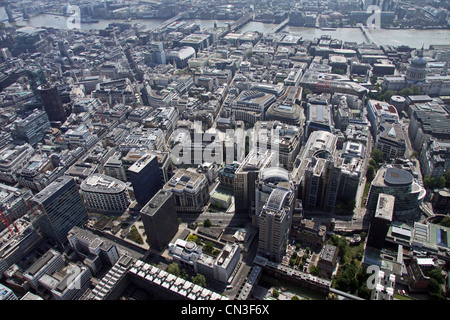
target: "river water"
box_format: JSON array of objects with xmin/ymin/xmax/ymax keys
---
[{"xmin": 1, "ymin": 8, "xmax": 449, "ymax": 49}]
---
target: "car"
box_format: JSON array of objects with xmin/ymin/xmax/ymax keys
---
[{"xmin": 226, "ymin": 285, "xmax": 233, "ymax": 290}]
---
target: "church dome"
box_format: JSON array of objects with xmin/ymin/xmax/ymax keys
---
[
  {"xmin": 410, "ymin": 48, "xmax": 427, "ymax": 68},
  {"xmin": 411, "ymin": 55, "xmax": 427, "ymax": 68}
]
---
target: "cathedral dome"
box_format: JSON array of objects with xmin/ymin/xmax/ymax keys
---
[
  {"xmin": 411, "ymin": 55, "xmax": 427, "ymax": 68},
  {"xmin": 410, "ymin": 48, "xmax": 427, "ymax": 68}
]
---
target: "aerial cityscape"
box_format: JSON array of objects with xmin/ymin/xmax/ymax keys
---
[{"xmin": 0, "ymin": 0, "xmax": 449, "ymax": 307}]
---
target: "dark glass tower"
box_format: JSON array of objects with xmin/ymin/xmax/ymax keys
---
[
  {"xmin": 128, "ymin": 154, "xmax": 162, "ymax": 206},
  {"xmin": 31, "ymin": 176, "xmax": 89, "ymax": 245},
  {"xmin": 37, "ymin": 83, "xmax": 66, "ymax": 123},
  {"xmin": 140, "ymin": 190, "xmax": 178, "ymax": 251}
]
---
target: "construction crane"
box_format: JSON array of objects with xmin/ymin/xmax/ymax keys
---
[{"xmin": 0, "ymin": 208, "xmax": 19, "ymax": 236}]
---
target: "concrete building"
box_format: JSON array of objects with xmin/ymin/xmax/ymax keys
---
[
  {"xmin": 366, "ymin": 193, "xmax": 394, "ymax": 250},
  {"xmin": 103, "ymin": 151, "xmax": 127, "ymax": 182},
  {"xmin": 253, "ymin": 121, "xmax": 302, "ymax": 171},
  {"xmin": 12, "ymin": 109, "xmax": 50, "ymax": 146},
  {"xmin": 67, "ymin": 226, "xmax": 120, "ymax": 276},
  {"xmin": 0, "ymin": 143, "xmax": 34, "ymax": 184},
  {"xmin": 0, "ymin": 283, "xmax": 18, "ymax": 300},
  {"xmin": 420, "ymin": 138, "xmax": 450, "ymax": 179},
  {"xmin": 234, "ymin": 149, "xmax": 276, "ymax": 215},
  {"xmin": 168, "ymin": 238, "xmax": 240, "ymax": 284},
  {"xmin": 80, "ymin": 174, "xmax": 130, "ymax": 214},
  {"xmin": 23, "ymin": 249, "xmax": 65, "ymax": 291},
  {"xmin": 305, "ymin": 94, "xmax": 334, "ymax": 139},
  {"xmin": 0, "ymin": 218, "xmax": 41, "ymax": 280},
  {"xmin": 376, "ymin": 122, "xmax": 406, "ymax": 161},
  {"xmin": 163, "ymin": 169, "xmax": 209, "ymax": 213},
  {"xmin": 317, "ymin": 244, "xmax": 338, "ymax": 278},
  {"xmin": 48, "ymin": 263, "xmax": 92, "ymax": 300},
  {"xmin": 140, "ymin": 190, "xmax": 178, "ymax": 251},
  {"xmin": 371, "ymin": 269, "xmax": 396, "ymax": 300},
  {"xmin": 0, "ymin": 184, "xmax": 32, "ymax": 233},
  {"xmin": 257, "ymin": 185, "xmax": 295, "ymax": 262},
  {"xmin": 166, "ymin": 46, "xmax": 196, "ymax": 69},
  {"xmin": 366, "ymin": 99, "xmax": 400, "ymax": 138},
  {"xmin": 232, "ymin": 90, "xmax": 276, "ymax": 124}
]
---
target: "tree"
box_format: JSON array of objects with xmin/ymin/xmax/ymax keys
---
[
  {"xmin": 291, "ymin": 295, "xmax": 300, "ymax": 300},
  {"xmin": 187, "ymin": 234, "xmax": 202, "ymax": 245},
  {"xmin": 310, "ymin": 265, "xmax": 320, "ymax": 276},
  {"xmin": 437, "ymin": 176, "xmax": 446, "ymax": 189},
  {"xmin": 410, "ymin": 151, "xmax": 419, "ymax": 159},
  {"xmin": 371, "ymin": 148, "xmax": 383, "ymax": 164},
  {"xmin": 444, "ymin": 170, "xmax": 450, "ymax": 188},
  {"xmin": 203, "ymin": 241, "xmax": 214, "ymax": 254},
  {"xmin": 423, "ymin": 175, "xmax": 436, "ymax": 190},
  {"xmin": 166, "ymin": 263, "xmax": 181, "ymax": 277},
  {"xmin": 272, "ymin": 289, "xmax": 280, "ymax": 299},
  {"xmin": 439, "ymin": 216, "xmax": 450, "ymax": 228},
  {"xmin": 191, "ymin": 274, "xmax": 207, "ymax": 287},
  {"xmin": 203, "ymin": 219, "xmax": 212, "ymax": 227},
  {"xmin": 366, "ymin": 165, "xmax": 375, "ymax": 181}
]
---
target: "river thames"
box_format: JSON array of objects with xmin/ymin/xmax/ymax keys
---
[{"xmin": 1, "ymin": 8, "xmax": 449, "ymax": 49}]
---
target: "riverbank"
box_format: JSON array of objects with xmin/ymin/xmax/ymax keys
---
[{"xmin": 1, "ymin": 7, "xmax": 449, "ymax": 49}]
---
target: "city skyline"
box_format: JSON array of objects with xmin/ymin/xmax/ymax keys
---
[{"xmin": 0, "ymin": 0, "xmax": 448, "ymax": 310}]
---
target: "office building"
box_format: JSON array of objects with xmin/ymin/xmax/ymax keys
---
[
  {"xmin": 128, "ymin": 153, "xmax": 162, "ymax": 206},
  {"xmin": 408, "ymin": 102, "xmax": 450, "ymax": 152},
  {"xmin": 0, "ymin": 143, "xmax": 34, "ymax": 184},
  {"xmin": 305, "ymin": 98, "xmax": 334, "ymax": 138},
  {"xmin": 317, "ymin": 244, "xmax": 339, "ymax": 278},
  {"xmin": 80, "ymin": 174, "xmax": 130, "ymax": 214},
  {"xmin": 0, "ymin": 283, "xmax": 18, "ymax": 300},
  {"xmin": 23, "ymin": 249, "xmax": 65, "ymax": 290},
  {"xmin": 234, "ymin": 149, "xmax": 276, "ymax": 215},
  {"xmin": 49, "ymin": 263, "xmax": 92, "ymax": 300},
  {"xmin": 376, "ymin": 122, "xmax": 406, "ymax": 161},
  {"xmin": 296, "ymin": 130, "xmax": 361, "ymax": 211},
  {"xmin": 163, "ymin": 169, "xmax": 209, "ymax": 213},
  {"xmin": 253, "ymin": 121, "xmax": 302, "ymax": 171},
  {"xmin": 67, "ymin": 226, "xmax": 120, "ymax": 275},
  {"xmin": 140, "ymin": 190, "xmax": 178, "ymax": 251},
  {"xmin": 371, "ymin": 269, "xmax": 396, "ymax": 300},
  {"xmin": 168, "ymin": 238, "xmax": 240, "ymax": 284},
  {"xmin": 103, "ymin": 152, "xmax": 127, "ymax": 182},
  {"xmin": 31, "ymin": 176, "xmax": 89, "ymax": 244},
  {"xmin": 0, "ymin": 218, "xmax": 41, "ymax": 280},
  {"xmin": 366, "ymin": 99, "xmax": 400, "ymax": 138},
  {"xmin": 420, "ymin": 138, "xmax": 450, "ymax": 179},
  {"xmin": 12, "ymin": 109, "xmax": 50, "ymax": 146},
  {"xmin": 0, "ymin": 184, "xmax": 32, "ymax": 233},
  {"xmin": 37, "ymin": 83, "xmax": 66, "ymax": 123},
  {"xmin": 366, "ymin": 194, "xmax": 394, "ymax": 250},
  {"xmin": 257, "ymin": 186, "xmax": 295, "ymax": 262},
  {"xmin": 366, "ymin": 167, "xmax": 426, "ymax": 217},
  {"xmin": 232, "ymin": 90, "xmax": 276, "ymax": 124}
]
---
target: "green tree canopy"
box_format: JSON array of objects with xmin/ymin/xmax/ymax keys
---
[
  {"xmin": 191, "ymin": 274, "xmax": 207, "ymax": 287},
  {"xmin": 166, "ymin": 263, "xmax": 181, "ymax": 277},
  {"xmin": 371, "ymin": 148, "xmax": 383, "ymax": 164}
]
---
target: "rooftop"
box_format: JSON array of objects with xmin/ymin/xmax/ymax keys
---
[{"xmin": 80, "ymin": 174, "xmax": 127, "ymax": 194}]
